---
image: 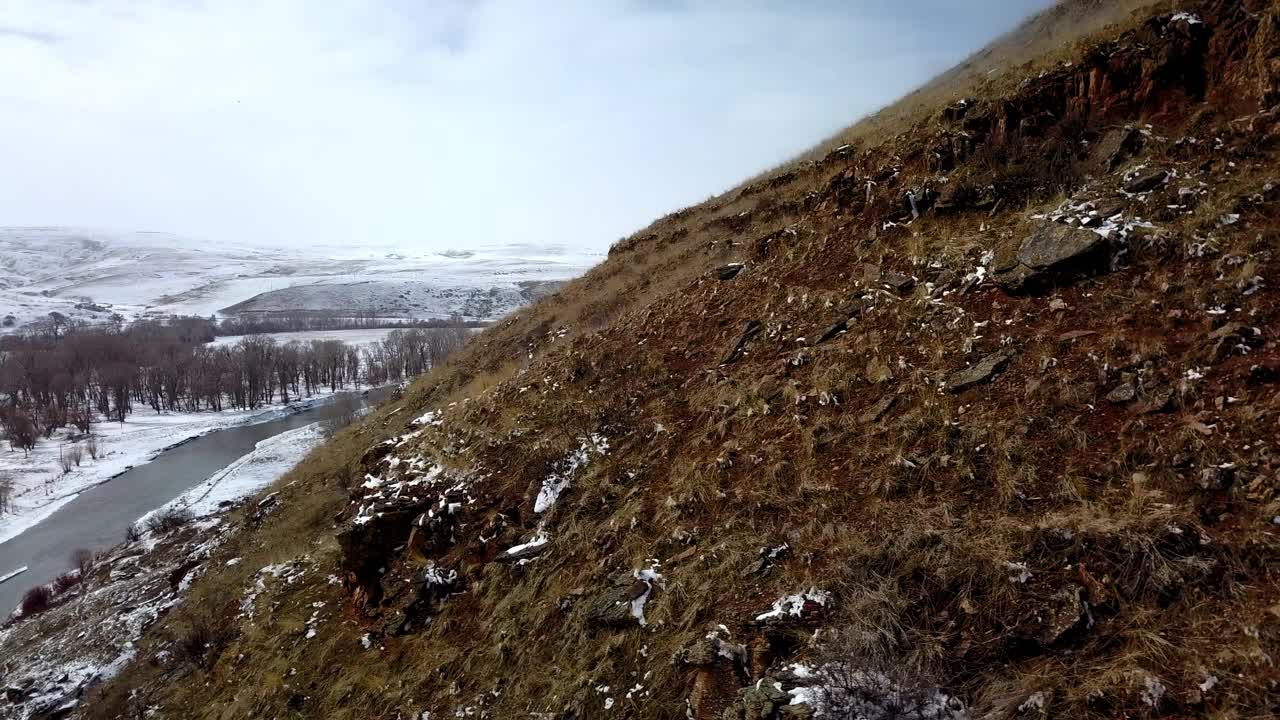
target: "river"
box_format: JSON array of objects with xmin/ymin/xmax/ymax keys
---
[{"xmin": 0, "ymin": 390, "xmax": 381, "ymax": 613}]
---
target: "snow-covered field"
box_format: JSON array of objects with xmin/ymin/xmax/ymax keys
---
[
  {"xmin": 209, "ymin": 328, "xmax": 398, "ymax": 349},
  {"xmin": 0, "ymin": 227, "xmax": 596, "ymax": 332},
  {"xmin": 0, "ymin": 394, "xmax": 339, "ymax": 546}
]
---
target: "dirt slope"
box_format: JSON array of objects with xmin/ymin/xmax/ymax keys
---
[{"xmin": 13, "ymin": 1, "xmax": 1280, "ymax": 718}]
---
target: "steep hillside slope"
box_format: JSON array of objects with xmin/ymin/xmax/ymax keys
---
[{"xmin": 7, "ymin": 1, "xmax": 1280, "ymax": 718}]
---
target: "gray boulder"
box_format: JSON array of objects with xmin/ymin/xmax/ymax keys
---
[{"xmin": 995, "ymin": 223, "xmax": 1109, "ymax": 292}]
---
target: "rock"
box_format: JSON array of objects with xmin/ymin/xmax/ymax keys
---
[
  {"xmin": 1198, "ymin": 466, "xmax": 1235, "ymax": 491},
  {"xmin": 716, "ymin": 264, "xmax": 745, "ymax": 281},
  {"xmin": 815, "ymin": 318, "xmax": 851, "ymax": 344},
  {"xmin": 721, "ymin": 320, "xmax": 763, "ymax": 365},
  {"xmin": 740, "ymin": 680, "xmax": 789, "ymax": 719},
  {"xmin": 994, "ymin": 223, "xmax": 1110, "ymax": 292},
  {"xmin": 584, "ymin": 577, "xmax": 640, "ymax": 628},
  {"xmin": 1091, "ymin": 197, "xmax": 1128, "ymax": 219},
  {"xmin": 859, "ymin": 394, "xmax": 898, "ymax": 423},
  {"xmin": 1091, "ymin": 126, "xmax": 1144, "ymax": 171},
  {"xmin": 1017, "ymin": 224, "xmax": 1107, "ymax": 270},
  {"xmin": 1204, "ymin": 323, "xmax": 1263, "ymax": 363},
  {"xmin": 881, "ymin": 270, "xmax": 916, "ymax": 293},
  {"xmin": 1123, "ymin": 169, "xmax": 1170, "ymax": 194},
  {"xmin": 1040, "ymin": 585, "xmax": 1089, "ymax": 645},
  {"xmin": 1104, "ymin": 381, "xmax": 1136, "ymax": 403},
  {"xmin": 495, "ymin": 539, "xmax": 549, "ymax": 563},
  {"xmin": 944, "ymin": 351, "xmax": 1015, "ymax": 393},
  {"xmin": 1133, "ymin": 385, "xmax": 1175, "ymax": 414}
]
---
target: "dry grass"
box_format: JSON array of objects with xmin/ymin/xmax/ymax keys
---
[{"xmin": 75, "ymin": 1, "xmax": 1280, "ymax": 718}]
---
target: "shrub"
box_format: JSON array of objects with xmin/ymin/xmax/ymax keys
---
[
  {"xmin": 176, "ymin": 614, "xmax": 235, "ymax": 670},
  {"xmin": 52, "ymin": 572, "xmax": 82, "ymax": 595},
  {"xmin": 70, "ymin": 547, "xmax": 94, "ymax": 576},
  {"xmin": 125, "ymin": 523, "xmax": 142, "ymax": 543},
  {"xmin": 86, "ymin": 433, "xmax": 100, "ymax": 460},
  {"xmin": 68, "ymin": 444, "xmax": 84, "ymax": 467},
  {"xmin": 144, "ymin": 508, "xmax": 194, "ymax": 534},
  {"xmin": 20, "ymin": 585, "xmax": 52, "ymax": 615}
]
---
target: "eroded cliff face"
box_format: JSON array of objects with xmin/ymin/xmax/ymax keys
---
[{"xmin": 9, "ymin": 2, "xmax": 1280, "ymax": 719}]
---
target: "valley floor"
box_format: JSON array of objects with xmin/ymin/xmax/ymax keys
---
[
  {"xmin": 0, "ymin": 417, "xmax": 330, "ymax": 720},
  {"xmin": 0, "ymin": 392, "xmax": 343, "ymax": 548}
]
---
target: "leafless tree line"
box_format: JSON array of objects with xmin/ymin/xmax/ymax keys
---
[{"xmin": 0, "ymin": 318, "xmax": 468, "ymax": 452}]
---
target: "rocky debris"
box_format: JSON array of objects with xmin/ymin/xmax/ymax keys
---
[
  {"xmin": 994, "ymin": 222, "xmax": 1110, "ymax": 292},
  {"xmin": 1132, "ymin": 385, "xmax": 1175, "ymax": 414},
  {"xmin": 495, "ymin": 534, "xmax": 549, "ymax": 563},
  {"xmin": 722, "ymin": 320, "xmax": 763, "ymax": 365},
  {"xmin": 1039, "ymin": 585, "xmax": 1090, "ymax": 645},
  {"xmin": 754, "ymin": 589, "xmax": 832, "ymax": 625},
  {"xmin": 1203, "ymin": 323, "xmax": 1263, "ymax": 363},
  {"xmin": 716, "ymin": 264, "xmax": 745, "ymax": 281},
  {"xmin": 943, "ymin": 351, "xmax": 1015, "ymax": 393},
  {"xmin": 815, "ymin": 301, "xmax": 866, "ymax": 344},
  {"xmin": 859, "ymin": 394, "xmax": 898, "ymax": 424},
  {"xmin": 584, "ymin": 573, "xmax": 651, "ymax": 628},
  {"xmin": 1198, "ymin": 465, "xmax": 1235, "ymax": 491},
  {"xmin": 881, "ymin": 270, "xmax": 916, "ymax": 293},
  {"xmin": 743, "ymin": 543, "xmax": 791, "ymax": 577},
  {"xmin": 1092, "ymin": 126, "xmax": 1145, "ymax": 171},
  {"xmin": 1123, "ymin": 168, "xmax": 1171, "ymax": 194},
  {"xmin": 1104, "ymin": 380, "xmax": 1137, "ymax": 404},
  {"xmin": 337, "ymin": 502, "xmax": 427, "ymax": 609}
]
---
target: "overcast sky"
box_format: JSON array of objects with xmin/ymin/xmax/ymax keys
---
[{"xmin": 0, "ymin": 1, "xmax": 1050, "ymax": 254}]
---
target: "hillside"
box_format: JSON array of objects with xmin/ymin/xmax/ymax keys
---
[
  {"xmin": 0, "ymin": 228, "xmax": 592, "ymax": 330},
  {"xmin": 5, "ymin": 0, "xmax": 1280, "ymax": 718}
]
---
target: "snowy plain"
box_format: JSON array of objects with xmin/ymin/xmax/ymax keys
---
[
  {"xmin": 0, "ymin": 227, "xmax": 596, "ymax": 331},
  {"xmin": 208, "ymin": 328, "xmax": 399, "ymax": 349}
]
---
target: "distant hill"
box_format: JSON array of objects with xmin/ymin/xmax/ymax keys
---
[{"xmin": 0, "ymin": 227, "xmax": 594, "ymax": 330}]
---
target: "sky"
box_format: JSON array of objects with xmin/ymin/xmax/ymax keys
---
[{"xmin": 0, "ymin": 0, "xmax": 1051, "ymax": 255}]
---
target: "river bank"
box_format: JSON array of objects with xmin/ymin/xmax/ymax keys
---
[{"xmin": 0, "ymin": 391, "xmax": 356, "ymax": 548}]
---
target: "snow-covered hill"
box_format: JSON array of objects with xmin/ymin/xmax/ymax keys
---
[{"xmin": 0, "ymin": 228, "xmax": 596, "ymax": 330}]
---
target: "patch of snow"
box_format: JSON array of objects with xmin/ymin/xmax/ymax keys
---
[
  {"xmin": 630, "ymin": 563, "xmax": 664, "ymax": 626},
  {"xmin": 1004, "ymin": 561, "xmax": 1033, "ymax": 584},
  {"xmin": 755, "ymin": 588, "xmax": 832, "ymax": 621},
  {"xmin": 533, "ymin": 434, "xmax": 609, "ymax": 513}
]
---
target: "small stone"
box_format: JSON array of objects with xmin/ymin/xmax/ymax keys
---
[
  {"xmin": 1104, "ymin": 382, "xmax": 1136, "ymax": 403},
  {"xmin": 1133, "ymin": 385, "xmax": 1175, "ymax": 414},
  {"xmin": 715, "ymin": 263, "xmax": 744, "ymax": 281},
  {"xmin": 882, "ymin": 270, "xmax": 916, "ymax": 293},
  {"xmin": 944, "ymin": 351, "xmax": 1015, "ymax": 393},
  {"xmin": 859, "ymin": 394, "xmax": 898, "ymax": 423},
  {"xmin": 1123, "ymin": 169, "xmax": 1170, "ymax": 194}
]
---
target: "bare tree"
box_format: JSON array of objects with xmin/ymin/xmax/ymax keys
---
[
  {"xmin": 70, "ymin": 547, "xmax": 94, "ymax": 577},
  {"xmin": 0, "ymin": 475, "xmax": 13, "ymax": 514}
]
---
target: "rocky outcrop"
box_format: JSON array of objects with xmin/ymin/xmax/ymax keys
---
[{"xmin": 994, "ymin": 222, "xmax": 1109, "ymax": 292}]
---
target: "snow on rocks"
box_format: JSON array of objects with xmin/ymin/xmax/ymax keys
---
[
  {"xmin": 533, "ymin": 433, "xmax": 609, "ymax": 513},
  {"xmin": 497, "ymin": 532, "xmax": 550, "ymax": 563},
  {"xmin": 755, "ymin": 588, "xmax": 833, "ymax": 623},
  {"xmin": 629, "ymin": 562, "xmax": 664, "ymax": 626},
  {"xmin": 760, "ymin": 662, "xmax": 969, "ymax": 720}
]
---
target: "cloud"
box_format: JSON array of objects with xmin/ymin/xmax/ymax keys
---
[{"xmin": 0, "ymin": 0, "xmax": 1049, "ymax": 252}]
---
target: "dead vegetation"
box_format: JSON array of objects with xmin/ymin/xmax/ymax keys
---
[{"xmin": 7, "ymin": 0, "xmax": 1275, "ymax": 719}]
